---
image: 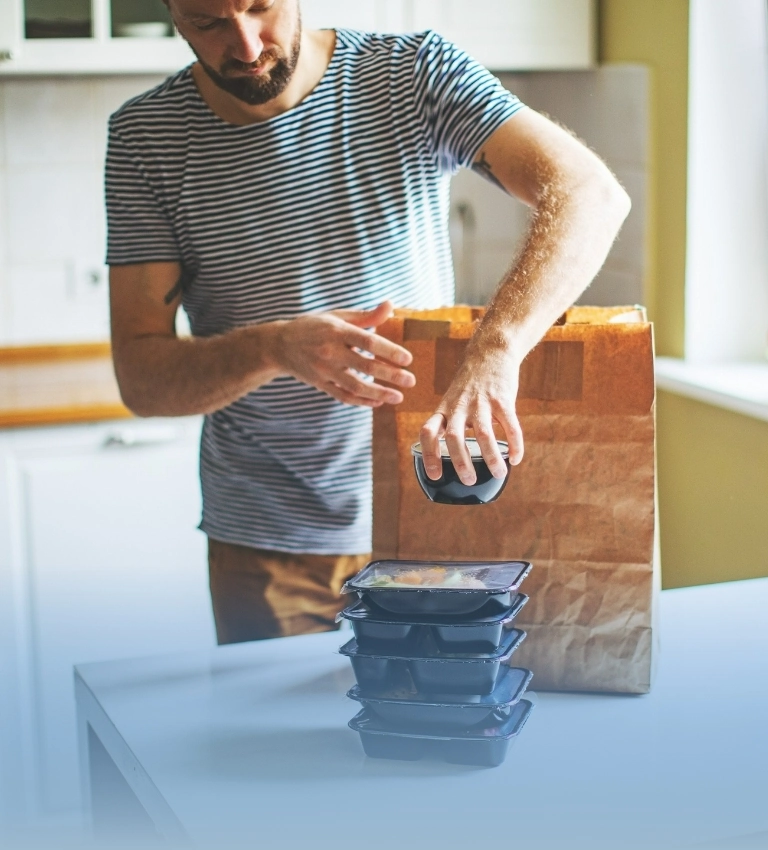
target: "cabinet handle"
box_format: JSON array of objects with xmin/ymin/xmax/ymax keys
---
[
  {"xmin": 103, "ymin": 427, "xmax": 180, "ymax": 449},
  {"xmin": 0, "ymin": 50, "xmax": 15, "ymax": 62}
]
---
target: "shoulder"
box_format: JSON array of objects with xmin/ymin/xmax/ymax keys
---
[
  {"xmin": 332, "ymin": 28, "xmax": 446, "ymax": 68},
  {"xmin": 109, "ymin": 67, "xmax": 197, "ymax": 137}
]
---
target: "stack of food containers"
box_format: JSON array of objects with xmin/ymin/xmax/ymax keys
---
[{"xmin": 338, "ymin": 559, "xmax": 534, "ymax": 767}]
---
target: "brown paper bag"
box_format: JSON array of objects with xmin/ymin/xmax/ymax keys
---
[{"xmin": 373, "ymin": 305, "xmax": 658, "ymax": 694}]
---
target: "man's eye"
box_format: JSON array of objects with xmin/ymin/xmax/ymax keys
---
[{"xmin": 192, "ymin": 19, "xmax": 222, "ymax": 31}]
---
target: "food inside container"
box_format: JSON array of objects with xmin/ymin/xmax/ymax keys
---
[
  {"xmin": 344, "ymin": 559, "xmax": 532, "ymax": 616},
  {"xmin": 339, "ymin": 628, "xmax": 526, "ymax": 695},
  {"xmin": 349, "ymin": 699, "xmax": 534, "ymax": 767},
  {"xmin": 337, "ymin": 594, "xmax": 529, "ymax": 654},
  {"xmin": 347, "ymin": 665, "xmax": 533, "ymax": 730}
]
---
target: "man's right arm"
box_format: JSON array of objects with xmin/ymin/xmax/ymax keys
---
[{"xmin": 109, "ymin": 262, "xmax": 416, "ymax": 418}]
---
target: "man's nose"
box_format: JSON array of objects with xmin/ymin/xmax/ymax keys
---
[{"xmin": 229, "ymin": 16, "xmax": 264, "ymax": 64}]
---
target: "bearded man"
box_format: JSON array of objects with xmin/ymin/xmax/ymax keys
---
[{"xmin": 106, "ymin": 0, "xmax": 629, "ymax": 643}]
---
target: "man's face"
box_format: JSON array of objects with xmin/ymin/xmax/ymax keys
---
[{"xmin": 167, "ymin": 0, "xmax": 302, "ymax": 106}]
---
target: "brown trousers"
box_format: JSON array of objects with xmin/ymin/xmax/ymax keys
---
[{"xmin": 208, "ymin": 538, "xmax": 370, "ymax": 645}]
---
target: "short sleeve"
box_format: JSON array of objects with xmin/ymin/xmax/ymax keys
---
[
  {"xmin": 412, "ymin": 32, "xmax": 526, "ymax": 174},
  {"xmin": 105, "ymin": 118, "xmax": 181, "ymax": 266}
]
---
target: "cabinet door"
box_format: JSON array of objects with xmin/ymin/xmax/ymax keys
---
[
  {"xmin": 412, "ymin": 0, "xmax": 596, "ymax": 70},
  {"xmin": 15, "ymin": 418, "xmax": 215, "ymax": 814},
  {"xmin": 0, "ymin": 0, "xmax": 193, "ymax": 74},
  {"xmin": 0, "ymin": 0, "xmax": 22, "ymax": 62},
  {"xmin": 301, "ymin": 0, "xmax": 406, "ymax": 32}
]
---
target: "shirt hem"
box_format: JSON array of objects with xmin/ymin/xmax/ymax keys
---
[{"xmin": 199, "ymin": 522, "xmax": 372, "ymax": 557}]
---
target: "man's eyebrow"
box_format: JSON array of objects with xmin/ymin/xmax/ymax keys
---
[
  {"xmin": 181, "ymin": 1, "xmax": 272, "ymax": 21},
  {"xmin": 180, "ymin": 12, "xmax": 219, "ymax": 22}
]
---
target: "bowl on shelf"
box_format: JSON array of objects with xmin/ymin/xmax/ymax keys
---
[{"xmin": 411, "ymin": 437, "xmax": 510, "ymax": 505}]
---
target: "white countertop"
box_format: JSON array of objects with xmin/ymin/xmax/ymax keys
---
[{"xmin": 75, "ymin": 578, "xmax": 768, "ymax": 850}]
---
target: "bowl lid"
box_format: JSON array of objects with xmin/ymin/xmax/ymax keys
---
[
  {"xmin": 345, "ymin": 559, "xmax": 532, "ymax": 593},
  {"xmin": 348, "ymin": 699, "xmax": 534, "ymax": 742},
  {"xmin": 338, "ymin": 627, "xmax": 526, "ymax": 662},
  {"xmin": 347, "ymin": 665, "xmax": 533, "ymax": 708}
]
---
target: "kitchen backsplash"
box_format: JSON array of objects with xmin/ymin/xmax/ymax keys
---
[{"xmin": 0, "ymin": 65, "xmax": 647, "ymax": 345}]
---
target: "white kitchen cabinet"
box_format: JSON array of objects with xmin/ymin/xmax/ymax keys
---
[
  {"xmin": 411, "ymin": 0, "xmax": 596, "ymax": 70},
  {"xmin": 0, "ymin": 0, "xmax": 595, "ymax": 75},
  {"xmin": 0, "ymin": 416, "xmax": 215, "ymax": 823},
  {"xmin": 0, "ymin": 0, "xmax": 193, "ymax": 75},
  {"xmin": 301, "ymin": 0, "xmax": 407, "ymax": 33},
  {"xmin": 302, "ymin": 0, "xmax": 596, "ymax": 69}
]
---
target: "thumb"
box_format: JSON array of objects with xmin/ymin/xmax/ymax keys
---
[{"xmin": 335, "ymin": 300, "xmax": 395, "ymax": 329}]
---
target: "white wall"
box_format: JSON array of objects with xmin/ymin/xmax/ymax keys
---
[
  {"xmin": 0, "ymin": 75, "xmax": 165, "ymax": 345},
  {"xmin": 685, "ymin": 0, "xmax": 768, "ymax": 362}
]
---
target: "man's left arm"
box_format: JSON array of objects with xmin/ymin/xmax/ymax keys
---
[{"xmin": 419, "ymin": 108, "xmax": 631, "ymax": 483}]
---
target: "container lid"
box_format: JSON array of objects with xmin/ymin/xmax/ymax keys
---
[
  {"xmin": 339, "ymin": 627, "xmax": 526, "ymax": 663},
  {"xmin": 349, "ymin": 699, "xmax": 534, "ymax": 742},
  {"xmin": 411, "ymin": 437, "xmax": 509, "ymax": 459},
  {"xmin": 344, "ymin": 560, "xmax": 532, "ymax": 594},
  {"xmin": 347, "ymin": 665, "xmax": 533, "ymax": 710},
  {"xmin": 337, "ymin": 594, "xmax": 529, "ymax": 627}
]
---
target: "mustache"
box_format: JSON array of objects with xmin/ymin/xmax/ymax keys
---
[{"xmin": 220, "ymin": 50, "xmax": 281, "ymax": 75}]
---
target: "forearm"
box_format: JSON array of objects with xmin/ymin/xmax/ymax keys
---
[
  {"xmin": 475, "ymin": 162, "xmax": 630, "ymax": 362},
  {"xmin": 113, "ymin": 323, "xmax": 284, "ymax": 418}
]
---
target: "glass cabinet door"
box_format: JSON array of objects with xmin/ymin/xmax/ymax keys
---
[
  {"xmin": 24, "ymin": 0, "xmax": 92, "ymax": 39},
  {"xmin": 110, "ymin": 0, "xmax": 174, "ymax": 39}
]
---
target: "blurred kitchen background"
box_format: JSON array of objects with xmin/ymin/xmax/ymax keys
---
[
  {"xmin": 0, "ymin": 9, "xmax": 646, "ymax": 345},
  {"xmin": 1, "ymin": 0, "xmax": 767, "ymax": 842}
]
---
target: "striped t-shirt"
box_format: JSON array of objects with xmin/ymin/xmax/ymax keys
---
[{"xmin": 105, "ymin": 29, "xmax": 524, "ymax": 554}]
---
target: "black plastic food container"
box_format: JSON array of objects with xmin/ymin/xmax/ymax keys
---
[
  {"xmin": 347, "ymin": 665, "xmax": 533, "ymax": 730},
  {"xmin": 339, "ymin": 628, "xmax": 526, "ymax": 695},
  {"xmin": 337, "ymin": 594, "xmax": 529, "ymax": 654},
  {"xmin": 411, "ymin": 438, "xmax": 510, "ymax": 505},
  {"xmin": 344, "ymin": 559, "xmax": 532, "ymax": 617},
  {"xmin": 349, "ymin": 699, "xmax": 534, "ymax": 767}
]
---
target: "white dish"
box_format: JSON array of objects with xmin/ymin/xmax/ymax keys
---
[{"xmin": 115, "ymin": 22, "xmax": 170, "ymax": 38}]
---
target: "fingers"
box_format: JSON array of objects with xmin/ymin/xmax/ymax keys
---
[
  {"xmin": 332, "ymin": 366, "xmax": 405, "ymax": 405},
  {"xmin": 419, "ymin": 414, "xmax": 446, "ymax": 481},
  {"xmin": 335, "ymin": 300, "xmax": 395, "ymax": 329},
  {"xmin": 356, "ymin": 300, "xmax": 395, "ymax": 328},
  {"xmin": 276, "ymin": 308, "xmax": 416, "ymax": 407},
  {"xmin": 495, "ymin": 408, "xmax": 525, "ymax": 466},
  {"xmin": 471, "ymin": 417, "xmax": 508, "ymax": 479},
  {"xmin": 322, "ymin": 381, "xmax": 386, "ymax": 409},
  {"xmin": 421, "ymin": 403, "xmax": 522, "ymax": 484},
  {"xmin": 347, "ymin": 349, "xmax": 416, "ymax": 390},
  {"xmin": 334, "ymin": 304, "xmax": 413, "ymax": 367},
  {"xmin": 349, "ymin": 328, "xmax": 413, "ymax": 369}
]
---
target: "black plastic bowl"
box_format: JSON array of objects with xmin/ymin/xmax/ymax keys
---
[
  {"xmin": 337, "ymin": 594, "xmax": 529, "ymax": 654},
  {"xmin": 339, "ymin": 628, "xmax": 526, "ymax": 695},
  {"xmin": 347, "ymin": 666, "xmax": 533, "ymax": 731},
  {"xmin": 349, "ymin": 699, "xmax": 534, "ymax": 767},
  {"xmin": 411, "ymin": 438, "xmax": 509, "ymax": 505}
]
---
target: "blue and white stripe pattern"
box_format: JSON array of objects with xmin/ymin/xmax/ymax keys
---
[{"xmin": 105, "ymin": 29, "xmax": 524, "ymax": 553}]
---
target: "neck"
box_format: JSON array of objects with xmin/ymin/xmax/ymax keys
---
[{"xmin": 191, "ymin": 28, "xmax": 336, "ymax": 125}]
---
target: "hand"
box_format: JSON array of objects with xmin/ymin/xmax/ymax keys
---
[
  {"xmin": 419, "ymin": 343, "xmax": 524, "ymax": 483},
  {"xmin": 272, "ymin": 301, "xmax": 415, "ymax": 407}
]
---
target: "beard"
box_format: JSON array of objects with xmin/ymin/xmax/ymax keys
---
[{"xmin": 194, "ymin": 25, "xmax": 301, "ymax": 106}]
